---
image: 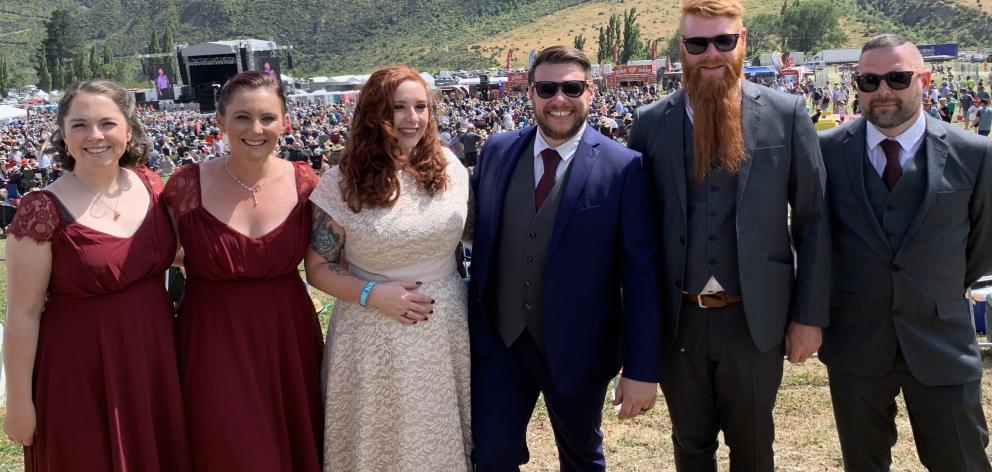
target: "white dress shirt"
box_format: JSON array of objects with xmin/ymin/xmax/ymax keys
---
[
  {"xmin": 533, "ymin": 123, "xmax": 585, "ymax": 188},
  {"xmin": 865, "ymin": 111, "xmax": 926, "ymax": 177}
]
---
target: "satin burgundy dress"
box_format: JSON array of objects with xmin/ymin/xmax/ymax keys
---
[
  {"xmin": 161, "ymin": 161, "xmax": 323, "ymax": 471},
  {"xmin": 8, "ymin": 166, "xmax": 191, "ymax": 471}
]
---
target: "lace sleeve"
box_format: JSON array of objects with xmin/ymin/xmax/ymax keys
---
[
  {"xmin": 133, "ymin": 165, "xmax": 165, "ymax": 195},
  {"xmin": 161, "ymin": 164, "xmax": 200, "ymax": 219},
  {"xmin": 294, "ymin": 161, "xmax": 319, "ymax": 200},
  {"xmin": 8, "ymin": 191, "xmax": 61, "ymax": 243},
  {"xmin": 309, "ymin": 166, "xmax": 349, "ymax": 224}
]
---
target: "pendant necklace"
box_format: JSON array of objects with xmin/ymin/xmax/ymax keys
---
[
  {"xmin": 225, "ymin": 157, "xmax": 263, "ymax": 207},
  {"xmin": 73, "ymin": 170, "xmax": 122, "ymax": 221}
]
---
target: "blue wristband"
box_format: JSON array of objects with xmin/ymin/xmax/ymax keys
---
[{"xmin": 359, "ymin": 280, "xmax": 377, "ymax": 307}]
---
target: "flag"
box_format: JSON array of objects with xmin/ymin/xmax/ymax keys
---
[{"xmin": 528, "ymin": 49, "xmax": 537, "ymax": 69}]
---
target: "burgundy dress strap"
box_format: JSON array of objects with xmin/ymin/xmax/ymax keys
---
[
  {"xmin": 132, "ymin": 165, "xmax": 165, "ymax": 195},
  {"xmin": 161, "ymin": 164, "xmax": 200, "ymax": 219},
  {"xmin": 8, "ymin": 191, "xmax": 61, "ymax": 243},
  {"xmin": 294, "ymin": 161, "xmax": 318, "ymax": 199}
]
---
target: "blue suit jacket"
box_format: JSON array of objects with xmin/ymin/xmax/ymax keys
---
[{"xmin": 468, "ymin": 125, "xmax": 662, "ymax": 395}]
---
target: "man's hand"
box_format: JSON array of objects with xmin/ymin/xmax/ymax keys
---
[
  {"xmin": 613, "ymin": 377, "xmax": 657, "ymax": 420},
  {"xmin": 784, "ymin": 321, "xmax": 822, "ymax": 364}
]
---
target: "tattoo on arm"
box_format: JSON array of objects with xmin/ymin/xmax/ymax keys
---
[{"xmin": 311, "ymin": 206, "xmax": 347, "ymax": 274}]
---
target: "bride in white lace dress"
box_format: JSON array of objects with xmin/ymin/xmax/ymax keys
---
[{"xmin": 304, "ymin": 65, "xmax": 471, "ymax": 471}]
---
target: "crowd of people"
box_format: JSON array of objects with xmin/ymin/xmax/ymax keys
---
[{"xmin": 3, "ymin": 0, "xmax": 992, "ymax": 470}]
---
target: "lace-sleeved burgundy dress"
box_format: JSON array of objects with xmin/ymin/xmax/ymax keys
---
[
  {"xmin": 8, "ymin": 167, "xmax": 191, "ymax": 472},
  {"xmin": 161, "ymin": 161, "xmax": 323, "ymax": 471}
]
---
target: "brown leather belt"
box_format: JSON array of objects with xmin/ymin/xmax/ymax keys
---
[{"xmin": 682, "ymin": 292, "xmax": 743, "ymax": 309}]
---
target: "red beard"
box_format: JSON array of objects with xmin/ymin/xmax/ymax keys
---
[{"xmin": 681, "ymin": 49, "xmax": 747, "ymax": 181}]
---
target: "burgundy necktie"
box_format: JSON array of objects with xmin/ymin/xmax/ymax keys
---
[
  {"xmin": 879, "ymin": 139, "xmax": 903, "ymax": 191},
  {"xmin": 535, "ymin": 148, "xmax": 562, "ymax": 210}
]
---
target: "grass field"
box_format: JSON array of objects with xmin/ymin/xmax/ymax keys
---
[{"xmin": 1, "ymin": 229, "xmax": 991, "ymax": 470}]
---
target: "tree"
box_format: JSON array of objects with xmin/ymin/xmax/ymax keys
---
[
  {"xmin": 573, "ymin": 33, "xmax": 586, "ymax": 51},
  {"xmin": 149, "ymin": 30, "xmax": 160, "ymax": 54},
  {"xmin": 161, "ymin": 24, "xmax": 174, "ymax": 53},
  {"xmin": 88, "ymin": 45, "xmax": 100, "ymax": 79},
  {"xmin": 74, "ymin": 51, "xmax": 90, "ymax": 81},
  {"xmin": 62, "ymin": 58, "xmax": 76, "ymax": 87},
  {"xmin": 619, "ymin": 8, "xmax": 647, "ymax": 63},
  {"xmin": 597, "ymin": 13, "xmax": 622, "ymax": 63},
  {"xmin": 37, "ymin": 54, "xmax": 52, "ymax": 91},
  {"xmin": 665, "ymin": 28, "xmax": 682, "ymax": 63},
  {"xmin": 744, "ymin": 13, "xmax": 782, "ymax": 57},
  {"xmin": 778, "ymin": 0, "xmax": 847, "ymax": 53},
  {"xmin": 41, "ymin": 9, "xmax": 81, "ymax": 74},
  {"xmin": 0, "ymin": 55, "xmax": 8, "ymax": 97}
]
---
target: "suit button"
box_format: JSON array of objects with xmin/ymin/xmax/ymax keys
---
[
  {"xmin": 710, "ymin": 210, "xmax": 718, "ymax": 217},
  {"xmin": 526, "ymin": 256, "xmax": 534, "ymax": 263},
  {"xmin": 524, "ymin": 280, "xmax": 532, "ymax": 288},
  {"xmin": 710, "ymin": 186, "xmax": 718, "ymax": 193},
  {"xmin": 679, "ymin": 236, "xmax": 686, "ymax": 244},
  {"xmin": 709, "ymin": 259, "xmax": 717, "ymax": 266},
  {"xmin": 524, "ymin": 303, "xmax": 532, "ymax": 310},
  {"xmin": 709, "ymin": 235, "xmax": 717, "ymax": 242},
  {"xmin": 529, "ymin": 231, "xmax": 537, "ymax": 239},
  {"xmin": 891, "ymin": 264, "xmax": 901, "ymax": 272},
  {"xmin": 675, "ymin": 280, "xmax": 682, "ymax": 288},
  {"xmin": 885, "ymin": 204, "xmax": 895, "ymax": 211}
]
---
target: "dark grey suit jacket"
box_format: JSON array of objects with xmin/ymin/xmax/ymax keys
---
[
  {"xmin": 818, "ymin": 115, "xmax": 992, "ymax": 386},
  {"xmin": 629, "ymin": 81, "xmax": 831, "ymax": 352}
]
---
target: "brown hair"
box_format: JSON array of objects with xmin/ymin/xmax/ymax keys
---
[
  {"xmin": 861, "ymin": 33, "xmax": 911, "ymax": 54},
  {"xmin": 50, "ymin": 79, "xmax": 149, "ymax": 171},
  {"xmin": 339, "ymin": 65, "xmax": 447, "ymax": 212},
  {"xmin": 528, "ymin": 46, "xmax": 593, "ymax": 84},
  {"xmin": 680, "ymin": 0, "xmax": 743, "ymax": 24},
  {"xmin": 216, "ymin": 70, "xmax": 287, "ymax": 115}
]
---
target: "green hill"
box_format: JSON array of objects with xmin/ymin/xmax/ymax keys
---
[{"xmin": 0, "ymin": 0, "xmax": 990, "ymax": 88}]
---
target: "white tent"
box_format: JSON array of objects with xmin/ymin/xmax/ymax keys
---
[{"xmin": 0, "ymin": 104, "xmax": 27, "ymax": 123}]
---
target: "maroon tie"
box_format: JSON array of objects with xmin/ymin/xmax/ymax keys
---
[
  {"xmin": 536, "ymin": 148, "xmax": 562, "ymax": 210},
  {"xmin": 879, "ymin": 139, "xmax": 903, "ymax": 191}
]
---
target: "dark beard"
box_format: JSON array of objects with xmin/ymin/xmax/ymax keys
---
[
  {"xmin": 534, "ymin": 107, "xmax": 588, "ymax": 142},
  {"xmin": 681, "ymin": 49, "xmax": 747, "ymax": 181},
  {"xmin": 865, "ymin": 95, "xmax": 919, "ymax": 130}
]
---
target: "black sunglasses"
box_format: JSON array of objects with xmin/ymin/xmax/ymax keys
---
[
  {"xmin": 852, "ymin": 71, "xmax": 918, "ymax": 93},
  {"xmin": 532, "ymin": 80, "xmax": 589, "ymax": 99},
  {"xmin": 681, "ymin": 34, "xmax": 740, "ymax": 55}
]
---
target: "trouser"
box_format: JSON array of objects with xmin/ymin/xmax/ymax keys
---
[
  {"xmin": 472, "ymin": 332, "xmax": 610, "ymax": 472},
  {"xmin": 659, "ymin": 301, "xmax": 784, "ymax": 472},
  {"xmin": 828, "ymin": 350, "xmax": 992, "ymax": 472}
]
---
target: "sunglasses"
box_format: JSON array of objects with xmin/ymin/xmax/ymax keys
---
[
  {"xmin": 681, "ymin": 34, "xmax": 740, "ymax": 55},
  {"xmin": 532, "ymin": 81, "xmax": 589, "ymax": 99},
  {"xmin": 852, "ymin": 71, "xmax": 918, "ymax": 93}
]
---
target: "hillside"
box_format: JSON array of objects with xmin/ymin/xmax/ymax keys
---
[{"xmin": 0, "ymin": 0, "xmax": 989, "ymax": 87}]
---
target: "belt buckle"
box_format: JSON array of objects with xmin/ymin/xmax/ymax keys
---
[{"xmin": 697, "ymin": 294, "xmax": 709, "ymax": 309}]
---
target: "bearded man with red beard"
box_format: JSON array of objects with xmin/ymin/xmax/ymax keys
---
[{"xmin": 628, "ymin": 0, "xmax": 830, "ymax": 470}]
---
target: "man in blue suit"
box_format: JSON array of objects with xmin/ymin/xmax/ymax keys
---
[{"xmin": 468, "ymin": 46, "xmax": 663, "ymax": 471}]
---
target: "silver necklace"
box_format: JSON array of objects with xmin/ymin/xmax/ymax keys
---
[
  {"xmin": 72, "ymin": 170, "xmax": 123, "ymax": 221},
  {"xmin": 225, "ymin": 157, "xmax": 263, "ymax": 207}
]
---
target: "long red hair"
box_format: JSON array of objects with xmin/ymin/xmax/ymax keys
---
[{"xmin": 339, "ymin": 65, "xmax": 447, "ymax": 212}]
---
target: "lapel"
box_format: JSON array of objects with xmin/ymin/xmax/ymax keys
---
[
  {"xmin": 736, "ymin": 82, "xmax": 761, "ymax": 207},
  {"xmin": 842, "ymin": 117, "xmax": 893, "ymax": 252},
  {"xmin": 663, "ymin": 90, "xmax": 687, "ymax": 221},
  {"xmin": 546, "ymin": 126, "xmax": 600, "ymax": 258},
  {"xmin": 484, "ymin": 126, "xmax": 537, "ymax": 235},
  {"xmin": 895, "ymin": 115, "xmax": 948, "ymax": 258}
]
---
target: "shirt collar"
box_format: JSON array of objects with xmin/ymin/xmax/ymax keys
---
[
  {"xmin": 865, "ymin": 110, "xmax": 927, "ymax": 153},
  {"xmin": 534, "ymin": 122, "xmax": 586, "ymax": 162}
]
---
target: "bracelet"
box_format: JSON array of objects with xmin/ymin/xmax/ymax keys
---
[{"xmin": 359, "ymin": 280, "xmax": 377, "ymax": 307}]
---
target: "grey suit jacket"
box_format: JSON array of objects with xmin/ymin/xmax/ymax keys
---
[
  {"xmin": 818, "ymin": 115, "xmax": 992, "ymax": 386},
  {"xmin": 629, "ymin": 81, "xmax": 831, "ymax": 352}
]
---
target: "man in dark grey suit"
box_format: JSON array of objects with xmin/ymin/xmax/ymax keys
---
[
  {"xmin": 628, "ymin": 0, "xmax": 830, "ymax": 469},
  {"xmin": 819, "ymin": 34, "xmax": 992, "ymax": 472}
]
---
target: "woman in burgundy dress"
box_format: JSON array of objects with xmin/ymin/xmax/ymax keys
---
[
  {"xmin": 2, "ymin": 80, "xmax": 190, "ymax": 471},
  {"xmin": 162, "ymin": 71, "xmax": 323, "ymax": 471}
]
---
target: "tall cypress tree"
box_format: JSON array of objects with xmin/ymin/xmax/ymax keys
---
[{"xmin": 38, "ymin": 54, "xmax": 52, "ymax": 91}]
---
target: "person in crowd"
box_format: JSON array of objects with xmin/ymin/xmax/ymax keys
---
[
  {"xmin": 818, "ymin": 34, "xmax": 992, "ymax": 472},
  {"xmin": 975, "ymin": 99, "xmax": 992, "ymax": 137},
  {"xmin": 628, "ymin": 0, "xmax": 830, "ymax": 469},
  {"xmin": 161, "ymin": 71, "xmax": 323, "ymax": 471},
  {"xmin": 469, "ymin": 46, "xmax": 662, "ymax": 471},
  {"xmin": 460, "ymin": 123, "xmax": 482, "ymax": 168},
  {"xmin": 938, "ymin": 97, "xmax": 952, "ymax": 123},
  {"xmin": 305, "ymin": 64, "xmax": 471, "ymax": 470},
  {"xmin": 2, "ymin": 79, "xmax": 190, "ymax": 470}
]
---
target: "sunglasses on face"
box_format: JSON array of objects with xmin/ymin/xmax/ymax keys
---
[
  {"xmin": 681, "ymin": 34, "xmax": 740, "ymax": 55},
  {"xmin": 531, "ymin": 80, "xmax": 589, "ymax": 99},
  {"xmin": 852, "ymin": 71, "xmax": 918, "ymax": 93}
]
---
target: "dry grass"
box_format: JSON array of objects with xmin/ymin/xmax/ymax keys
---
[{"xmin": 947, "ymin": 0, "xmax": 992, "ymax": 14}]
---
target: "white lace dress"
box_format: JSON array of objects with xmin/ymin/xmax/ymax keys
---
[{"xmin": 310, "ymin": 153, "xmax": 471, "ymax": 472}]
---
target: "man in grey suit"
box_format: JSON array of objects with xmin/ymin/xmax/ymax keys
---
[
  {"xmin": 818, "ymin": 34, "xmax": 992, "ymax": 472},
  {"xmin": 628, "ymin": 0, "xmax": 830, "ymax": 469}
]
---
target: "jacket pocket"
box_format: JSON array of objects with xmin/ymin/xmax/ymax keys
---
[
  {"xmin": 935, "ymin": 298, "xmax": 970, "ymax": 320},
  {"xmin": 937, "ymin": 190, "xmax": 971, "ymax": 206}
]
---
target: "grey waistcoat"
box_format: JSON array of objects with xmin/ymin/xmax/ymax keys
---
[
  {"xmin": 863, "ymin": 144, "xmax": 927, "ymax": 251},
  {"xmin": 683, "ymin": 120, "xmax": 742, "ymax": 295},
  {"xmin": 493, "ymin": 138, "xmax": 571, "ymax": 351}
]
